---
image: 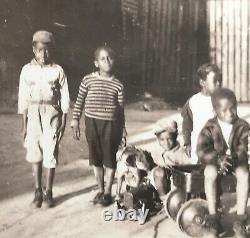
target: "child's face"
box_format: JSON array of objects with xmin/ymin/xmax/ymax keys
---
[
  {"xmin": 157, "ymin": 131, "xmax": 176, "ymax": 151},
  {"xmin": 94, "ymin": 49, "xmax": 114, "ymax": 74},
  {"xmin": 216, "ymin": 98, "xmax": 237, "ymax": 124},
  {"xmin": 200, "ymin": 71, "xmax": 220, "ymax": 95},
  {"xmin": 33, "ymin": 42, "xmax": 51, "ymax": 65}
]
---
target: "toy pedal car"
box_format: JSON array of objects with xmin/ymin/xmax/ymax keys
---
[{"xmin": 164, "ymin": 164, "xmax": 237, "ymax": 237}]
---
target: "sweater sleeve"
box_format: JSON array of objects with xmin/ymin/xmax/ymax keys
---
[
  {"xmin": 196, "ymin": 125, "xmax": 219, "ymax": 165},
  {"xmin": 72, "ymin": 78, "xmax": 87, "ymax": 122},
  {"xmin": 117, "ymin": 84, "xmax": 125, "ymax": 129},
  {"xmin": 181, "ymin": 99, "xmax": 193, "ymax": 146},
  {"xmin": 235, "ymin": 124, "xmax": 249, "ymax": 165}
]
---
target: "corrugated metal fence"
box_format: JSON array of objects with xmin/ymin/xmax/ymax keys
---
[
  {"xmin": 122, "ymin": 0, "xmax": 208, "ymax": 99},
  {"xmin": 122, "ymin": 0, "xmax": 250, "ymax": 101},
  {"xmin": 208, "ymin": 0, "xmax": 250, "ymax": 102}
]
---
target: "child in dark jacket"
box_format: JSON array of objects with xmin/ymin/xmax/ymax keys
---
[{"xmin": 197, "ymin": 88, "xmax": 249, "ymax": 238}]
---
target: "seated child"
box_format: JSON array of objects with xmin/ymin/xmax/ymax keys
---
[
  {"xmin": 182, "ymin": 63, "xmax": 220, "ymax": 163},
  {"xmin": 150, "ymin": 120, "xmax": 191, "ymax": 197},
  {"xmin": 197, "ymin": 88, "xmax": 249, "ymax": 238}
]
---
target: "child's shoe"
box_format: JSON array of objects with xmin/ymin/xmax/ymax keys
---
[
  {"xmin": 43, "ymin": 190, "xmax": 54, "ymax": 208},
  {"xmin": 203, "ymin": 214, "xmax": 223, "ymax": 238},
  {"xmin": 92, "ymin": 192, "xmax": 104, "ymax": 204},
  {"xmin": 100, "ymin": 194, "xmax": 112, "ymax": 206},
  {"xmin": 30, "ymin": 188, "xmax": 43, "ymax": 208},
  {"xmin": 233, "ymin": 214, "xmax": 248, "ymax": 238}
]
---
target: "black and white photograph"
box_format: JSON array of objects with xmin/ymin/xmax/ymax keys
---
[{"xmin": 1, "ymin": 0, "xmax": 250, "ymax": 237}]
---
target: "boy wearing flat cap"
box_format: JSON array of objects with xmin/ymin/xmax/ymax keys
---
[
  {"xmin": 18, "ymin": 30, "xmax": 70, "ymax": 208},
  {"xmin": 150, "ymin": 120, "xmax": 191, "ymax": 196}
]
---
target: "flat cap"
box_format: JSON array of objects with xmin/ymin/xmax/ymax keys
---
[
  {"xmin": 153, "ymin": 120, "xmax": 178, "ymax": 135},
  {"xmin": 32, "ymin": 30, "xmax": 55, "ymax": 44}
]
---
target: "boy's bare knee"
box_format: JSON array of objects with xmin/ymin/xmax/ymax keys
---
[
  {"xmin": 235, "ymin": 166, "xmax": 249, "ymax": 181},
  {"xmin": 204, "ymin": 165, "xmax": 217, "ymax": 181}
]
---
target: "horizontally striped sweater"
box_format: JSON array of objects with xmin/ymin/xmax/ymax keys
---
[{"xmin": 72, "ymin": 72, "xmax": 125, "ymax": 125}]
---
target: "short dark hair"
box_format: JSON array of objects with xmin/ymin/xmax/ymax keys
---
[
  {"xmin": 94, "ymin": 45, "xmax": 116, "ymax": 60},
  {"xmin": 211, "ymin": 88, "xmax": 237, "ymax": 110},
  {"xmin": 197, "ymin": 63, "xmax": 220, "ymax": 81}
]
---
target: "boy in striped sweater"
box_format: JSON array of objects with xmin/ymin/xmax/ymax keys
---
[{"xmin": 71, "ymin": 46, "xmax": 127, "ymax": 206}]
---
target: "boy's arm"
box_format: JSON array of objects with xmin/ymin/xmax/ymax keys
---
[
  {"xmin": 71, "ymin": 79, "xmax": 87, "ymax": 123},
  {"xmin": 181, "ymin": 100, "xmax": 193, "ymax": 146},
  {"xmin": 59, "ymin": 68, "xmax": 70, "ymax": 115},
  {"xmin": 18, "ymin": 67, "xmax": 29, "ymax": 139},
  {"xmin": 118, "ymin": 85, "xmax": 127, "ymax": 143},
  {"xmin": 18, "ymin": 67, "xmax": 29, "ymax": 115},
  {"xmin": 71, "ymin": 79, "xmax": 87, "ymax": 140},
  {"xmin": 22, "ymin": 112, "xmax": 28, "ymax": 139},
  {"xmin": 234, "ymin": 125, "xmax": 249, "ymax": 165},
  {"xmin": 57, "ymin": 69, "xmax": 70, "ymax": 142},
  {"xmin": 196, "ymin": 126, "xmax": 219, "ymax": 165},
  {"xmin": 56, "ymin": 113, "xmax": 67, "ymax": 142}
]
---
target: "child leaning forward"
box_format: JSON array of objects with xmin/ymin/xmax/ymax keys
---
[{"xmin": 149, "ymin": 120, "xmax": 191, "ymax": 198}]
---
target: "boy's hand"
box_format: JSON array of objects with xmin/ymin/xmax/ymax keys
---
[
  {"xmin": 218, "ymin": 155, "xmax": 233, "ymax": 175},
  {"xmin": 22, "ymin": 127, "xmax": 27, "ymax": 140},
  {"xmin": 56, "ymin": 124, "xmax": 66, "ymax": 142},
  {"xmin": 71, "ymin": 119, "xmax": 80, "ymax": 140},
  {"xmin": 115, "ymin": 194, "xmax": 122, "ymax": 202},
  {"xmin": 120, "ymin": 128, "xmax": 127, "ymax": 147},
  {"xmin": 184, "ymin": 144, "xmax": 191, "ymax": 157},
  {"xmin": 56, "ymin": 114, "xmax": 67, "ymax": 142},
  {"xmin": 120, "ymin": 136, "xmax": 127, "ymax": 147}
]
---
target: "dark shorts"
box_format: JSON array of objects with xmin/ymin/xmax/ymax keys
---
[{"xmin": 85, "ymin": 116, "xmax": 122, "ymax": 169}]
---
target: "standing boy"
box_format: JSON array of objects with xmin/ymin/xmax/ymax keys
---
[
  {"xmin": 197, "ymin": 88, "xmax": 249, "ymax": 238},
  {"xmin": 181, "ymin": 63, "xmax": 220, "ymax": 163},
  {"xmin": 71, "ymin": 46, "xmax": 126, "ymax": 206},
  {"xmin": 18, "ymin": 31, "xmax": 70, "ymax": 208}
]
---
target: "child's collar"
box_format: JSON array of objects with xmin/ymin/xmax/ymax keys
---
[
  {"xmin": 163, "ymin": 141, "xmax": 180, "ymax": 154},
  {"xmin": 30, "ymin": 58, "xmax": 54, "ymax": 66},
  {"xmin": 94, "ymin": 71, "xmax": 114, "ymax": 80},
  {"xmin": 217, "ymin": 118, "xmax": 233, "ymax": 127},
  {"xmin": 199, "ymin": 91, "xmax": 211, "ymax": 97}
]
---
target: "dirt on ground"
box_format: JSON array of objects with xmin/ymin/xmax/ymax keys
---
[{"xmin": 1, "ymin": 106, "xmax": 250, "ymax": 238}]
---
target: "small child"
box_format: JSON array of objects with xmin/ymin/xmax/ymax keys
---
[
  {"xmin": 18, "ymin": 31, "xmax": 70, "ymax": 208},
  {"xmin": 150, "ymin": 120, "xmax": 191, "ymax": 196},
  {"xmin": 181, "ymin": 63, "xmax": 220, "ymax": 163},
  {"xmin": 71, "ymin": 46, "xmax": 126, "ymax": 206},
  {"xmin": 197, "ymin": 88, "xmax": 249, "ymax": 238}
]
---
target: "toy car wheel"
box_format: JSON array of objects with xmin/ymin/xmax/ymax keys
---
[
  {"xmin": 164, "ymin": 189, "xmax": 186, "ymax": 220},
  {"xmin": 176, "ymin": 198, "xmax": 209, "ymax": 237}
]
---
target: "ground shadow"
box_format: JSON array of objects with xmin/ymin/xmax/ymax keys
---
[
  {"xmin": 54, "ymin": 184, "xmax": 98, "ymax": 206},
  {"xmin": 54, "ymin": 178, "xmax": 118, "ymax": 206}
]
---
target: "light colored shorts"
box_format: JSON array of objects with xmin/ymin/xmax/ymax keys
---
[{"xmin": 24, "ymin": 104, "xmax": 62, "ymax": 168}]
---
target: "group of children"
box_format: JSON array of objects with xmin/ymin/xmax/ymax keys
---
[{"xmin": 18, "ymin": 30, "xmax": 250, "ymax": 238}]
